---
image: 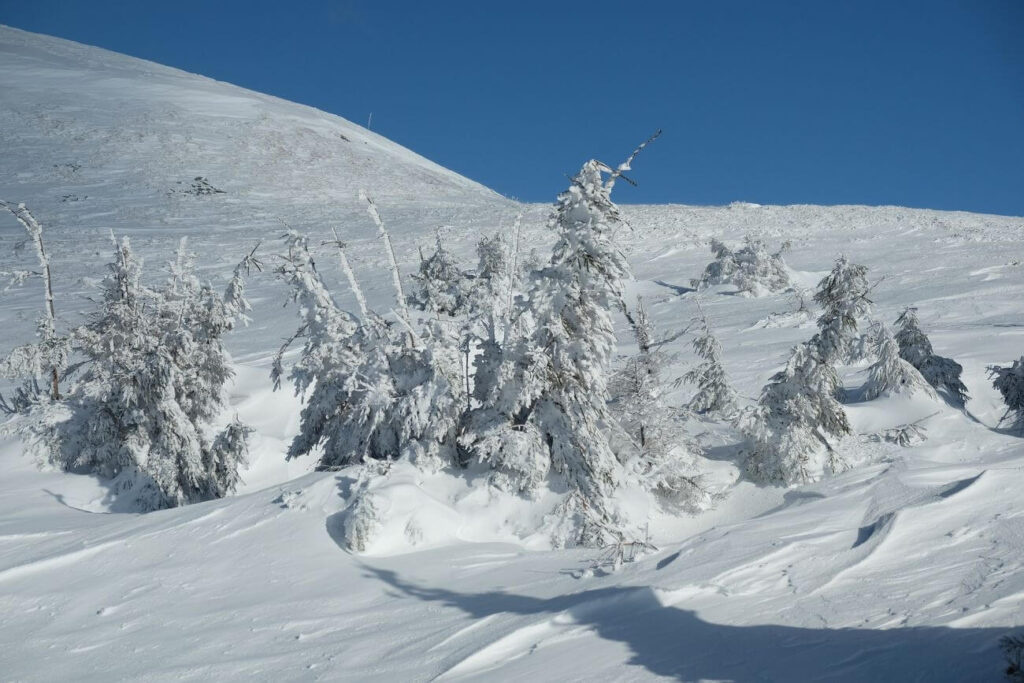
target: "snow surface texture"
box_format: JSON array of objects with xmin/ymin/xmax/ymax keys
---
[{"xmin": 2, "ymin": 25, "xmax": 1024, "ymax": 681}]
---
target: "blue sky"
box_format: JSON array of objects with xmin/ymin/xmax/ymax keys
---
[{"xmin": 2, "ymin": 1, "xmax": 1022, "ymax": 215}]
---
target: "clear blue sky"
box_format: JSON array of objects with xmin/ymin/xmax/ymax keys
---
[{"xmin": 2, "ymin": 1, "xmax": 1022, "ymax": 215}]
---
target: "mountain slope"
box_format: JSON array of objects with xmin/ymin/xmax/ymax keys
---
[
  {"xmin": 0, "ymin": 24, "xmax": 503, "ymax": 207},
  {"xmin": 0, "ymin": 24, "xmax": 515, "ymax": 358}
]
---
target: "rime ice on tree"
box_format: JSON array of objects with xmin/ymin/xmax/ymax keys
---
[
  {"xmin": 0, "ymin": 202, "xmax": 66, "ymax": 403},
  {"xmin": 408, "ymin": 233, "xmax": 470, "ymax": 317},
  {"xmin": 274, "ymin": 216, "xmax": 461, "ymax": 473},
  {"xmin": 611, "ymin": 297, "xmax": 709, "ymax": 513},
  {"xmin": 862, "ymin": 323, "xmax": 936, "ymax": 401},
  {"xmin": 894, "ymin": 307, "xmax": 968, "ymax": 405},
  {"xmin": 3, "ymin": 235, "xmax": 257, "ymax": 510},
  {"xmin": 812, "ymin": 256, "xmax": 873, "ymax": 365},
  {"xmin": 742, "ymin": 342, "xmax": 851, "ymax": 485},
  {"xmin": 990, "ymin": 357, "xmax": 1024, "ymax": 432},
  {"xmin": 685, "ymin": 306, "xmax": 739, "ymax": 417},
  {"xmin": 461, "ymin": 158, "xmax": 636, "ymax": 545},
  {"xmin": 691, "ymin": 236, "xmax": 790, "ymax": 296}
]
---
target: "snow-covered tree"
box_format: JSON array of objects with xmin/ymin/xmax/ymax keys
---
[
  {"xmin": 894, "ymin": 307, "xmax": 969, "ymax": 405},
  {"xmin": 159, "ymin": 237, "xmax": 258, "ymax": 428},
  {"xmin": 742, "ymin": 341, "xmax": 851, "ymax": 485},
  {"xmin": 691, "ymin": 239, "xmax": 735, "ymax": 290},
  {"xmin": 862, "ymin": 323, "xmax": 935, "ymax": 401},
  {"xmin": 685, "ymin": 306, "xmax": 739, "ymax": 416},
  {"xmin": 209, "ymin": 418, "xmax": 253, "ymax": 497},
  {"xmin": 462, "ymin": 158, "xmax": 636, "ymax": 544},
  {"xmin": 408, "ymin": 234, "xmax": 470, "ymax": 317},
  {"xmin": 274, "ymin": 229, "xmax": 373, "ymax": 466},
  {"xmin": 0, "ymin": 202, "xmax": 65, "ymax": 402},
  {"xmin": 3, "ymin": 236, "xmax": 255, "ymax": 510},
  {"xmin": 812, "ymin": 256, "xmax": 873, "ymax": 364},
  {"xmin": 467, "ymin": 224, "xmax": 521, "ymax": 338},
  {"xmin": 989, "ymin": 357, "xmax": 1024, "ymax": 432},
  {"xmin": 691, "ymin": 236, "xmax": 790, "ymax": 296},
  {"xmin": 611, "ymin": 297, "xmax": 709, "ymax": 513},
  {"xmin": 275, "ymin": 219, "xmax": 462, "ymax": 472}
]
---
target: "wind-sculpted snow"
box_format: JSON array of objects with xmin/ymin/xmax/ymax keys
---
[{"xmin": 2, "ymin": 25, "xmax": 1024, "ymax": 681}]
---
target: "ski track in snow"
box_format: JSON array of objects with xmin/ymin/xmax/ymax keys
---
[{"xmin": 1, "ymin": 24, "xmax": 1023, "ymax": 682}]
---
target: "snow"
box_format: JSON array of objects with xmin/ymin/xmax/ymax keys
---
[{"xmin": 2, "ymin": 24, "xmax": 1024, "ymax": 681}]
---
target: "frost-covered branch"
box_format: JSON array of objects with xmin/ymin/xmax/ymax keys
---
[
  {"xmin": 359, "ymin": 190, "xmax": 413, "ymax": 338},
  {"xmin": 1, "ymin": 201, "xmax": 61, "ymax": 398},
  {"xmin": 330, "ymin": 227, "xmax": 368, "ymax": 317}
]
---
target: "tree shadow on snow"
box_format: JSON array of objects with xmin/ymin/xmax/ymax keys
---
[
  {"xmin": 653, "ymin": 279, "xmax": 695, "ymax": 296},
  {"xmin": 41, "ymin": 471, "xmax": 149, "ymax": 514},
  {"xmin": 364, "ymin": 565, "xmax": 1007, "ymax": 681}
]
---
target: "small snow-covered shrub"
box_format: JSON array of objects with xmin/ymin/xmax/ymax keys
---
[
  {"xmin": 344, "ymin": 491, "xmax": 385, "ymax": 553},
  {"xmin": 691, "ymin": 236, "xmax": 790, "ymax": 296},
  {"xmin": 869, "ymin": 422, "xmax": 927, "ymax": 447},
  {"xmin": 895, "ymin": 307, "xmax": 969, "ymax": 405},
  {"xmin": 989, "ymin": 357, "xmax": 1024, "ymax": 432},
  {"xmin": 169, "ymin": 176, "xmax": 225, "ymax": 196},
  {"xmin": 862, "ymin": 324, "xmax": 935, "ymax": 401}
]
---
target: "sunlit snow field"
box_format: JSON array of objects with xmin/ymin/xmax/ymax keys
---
[{"xmin": 1, "ymin": 25, "xmax": 1023, "ymax": 681}]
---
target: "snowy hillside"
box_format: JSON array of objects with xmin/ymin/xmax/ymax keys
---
[
  {"xmin": 2, "ymin": 26, "xmax": 1024, "ymax": 681},
  {"xmin": 0, "ymin": 24, "xmax": 514, "ymax": 359}
]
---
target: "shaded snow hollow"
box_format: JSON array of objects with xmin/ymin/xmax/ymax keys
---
[{"xmin": 1, "ymin": 25, "xmax": 1024, "ymax": 682}]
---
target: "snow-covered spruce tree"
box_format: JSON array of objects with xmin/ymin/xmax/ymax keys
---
[
  {"xmin": 732, "ymin": 237, "xmax": 790, "ymax": 295},
  {"xmin": 208, "ymin": 417, "xmax": 253, "ymax": 497},
  {"xmin": 894, "ymin": 307, "xmax": 969, "ymax": 405},
  {"xmin": 407, "ymin": 233, "xmax": 470, "ymax": 317},
  {"xmin": 272, "ymin": 230, "xmax": 363, "ymax": 466},
  {"xmin": 691, "ymin": 239, "xmax": 736, "ymax": 290},
  {"xmin": 160, "ymin": 237, "xmax": 259, "ymax": 428},
  {"xmin": 862, "ymin": 323, "xmax": 935, "ymax": 401},
  {"xmin": 611, "ymin": 297, "xmax": 709, "ymax": 513},
  {"xmin": 4, "ymin": 236, "xmax": 255, "ymax": 510},
  {"xmin": 274, "ymin": 219, "xmax": 462, "ymax": 472},
  {"xmin": 691, "ymin": 236, "xmax": 790, "ymax": 296},
  {"xmin": 811, "ymin": 255, "xmax": 873, "ymax": 364},
  {"xmin": 405, "ymin": 227, "xmax": 525, "ymax": 426},
  {"xmin": 685, "ymin": 306, "xmax": 739, "ymax": 416},
  {"xmin": 362, "ymin": 194, "xmax": 464, "ymax": 470},
  {"xmin": 989, "ymin": 357, "xmax": 1024, "ymax": 432},
  {"xmin": 742, "ymin": 341, "xmax": 851, "ymax": 485},
  {"xmin": 458, "ymin": 219, "xmax": 532, "ymax": 423},
  {"xmin": 468, "ymin": 222, "xmax": 521, "ymax": 338},
  {"xmin": 461, "ymin": 157, "xmax": 638, "ymax": 545}
]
